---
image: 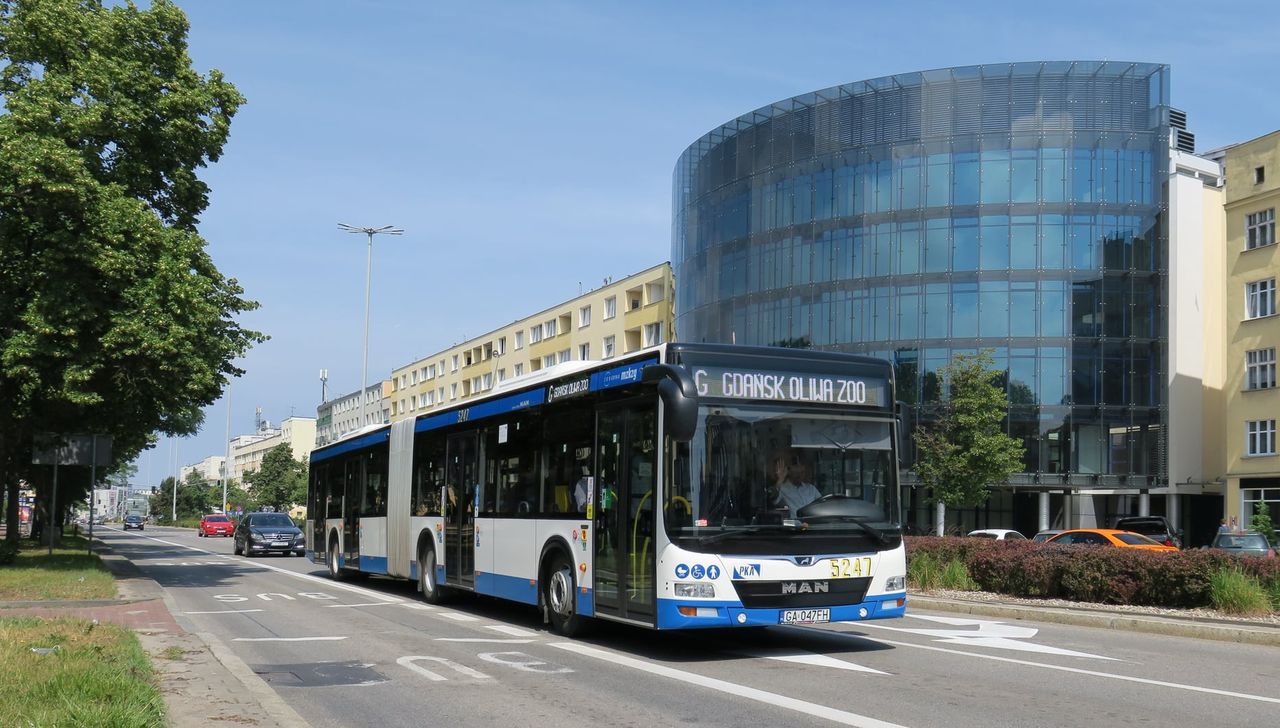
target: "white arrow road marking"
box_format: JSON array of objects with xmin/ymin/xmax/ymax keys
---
[
  {"xmin": 860, "ymin": 614, "xmax": 1115, "ymax": 660},
  {"xmin": 732, "ymin": 648, "xmax": 888, "ymax": 674},
  {"xmin": 550, "ymin": 642, "xmax": 907, "ymax": 728}
]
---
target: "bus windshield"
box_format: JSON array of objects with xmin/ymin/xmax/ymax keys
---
[{"xmin": 666, "ymin": 404, "xmax": 900, "ymax": 555}]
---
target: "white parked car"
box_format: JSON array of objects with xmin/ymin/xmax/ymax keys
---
[{"xmin": 967, "ymin": 529, "xmax": 1026, "ymax": 540}]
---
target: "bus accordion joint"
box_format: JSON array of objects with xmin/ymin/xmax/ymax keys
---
[{"xmin": 642, "ymin": 364, "xmax": 698, "ymax": 441}]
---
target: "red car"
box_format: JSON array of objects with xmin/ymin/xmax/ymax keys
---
[{"xmin": 198, "ymin": 514, "xmax": 234, "ymax": 537}]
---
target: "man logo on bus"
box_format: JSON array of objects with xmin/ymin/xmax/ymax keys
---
[{"xmin": 733, "ymin": 564, "xmax": 761, "ymax": 579}]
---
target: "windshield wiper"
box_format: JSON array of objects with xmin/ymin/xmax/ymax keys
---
[{"xmin": 800, "ymin": 515, "xmax": 892, "ymax": 546}]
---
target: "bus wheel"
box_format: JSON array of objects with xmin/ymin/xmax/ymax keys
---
[
  {"xmin": 419, "ymin": 544, "xmax": 446, "ymax": 604},
  {"xmin": 543, "ymin": 552, "xmax": 586, "ymax": 637},
  {"xmin": 327, "ymin": 536, "xmax": 346, "ymax": 581}
]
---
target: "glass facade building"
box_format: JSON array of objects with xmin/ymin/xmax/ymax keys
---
[{"xmin": 672, "ymin": 62, "xmax": 1174, "ymax": 499}]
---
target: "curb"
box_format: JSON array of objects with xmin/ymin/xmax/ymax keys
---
[{"xmin": 909, "ymin": 596, "xmax": 1280, "ymax": 648}]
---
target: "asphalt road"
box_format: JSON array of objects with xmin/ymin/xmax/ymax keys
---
[{"xmin": 98, "ymin": 526, "xmax": 1280, "ymax": 728}]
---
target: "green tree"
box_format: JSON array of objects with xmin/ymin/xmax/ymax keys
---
[
  {"xmin": 243, "ymin": 444, "xmax": 307, "ymax": 513},
  {"xmin": 0, "ymin": 0, "xmax": 264, "ymax": 540},
  {"xmin": 913, "ymin": 350, "xmax": 1025, "ymax": 508},
  {"xmin": 1250, "ymin": 501, "xmax": 1277, "ymax": 546}
]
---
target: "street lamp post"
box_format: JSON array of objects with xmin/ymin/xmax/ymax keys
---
[{"xmin": 338, "ymin": 223, "xmax": 403, "ymax": 428}]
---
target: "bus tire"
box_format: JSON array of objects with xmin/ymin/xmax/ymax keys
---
[
  {"xmin": 327, "ymin": 534, "xmax": 346, "ymax": 581},
  {"xmin": 543, "ymin": 550, "xmax": 587, "ymax": 637},
  {"xmin": 418, "ymin": 543, "xmax": 446, "ymax": 604}
]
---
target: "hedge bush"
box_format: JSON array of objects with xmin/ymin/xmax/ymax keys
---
[{"xmin": 905, "ymin": 536, "xmax": 1280, "ymax": 611}]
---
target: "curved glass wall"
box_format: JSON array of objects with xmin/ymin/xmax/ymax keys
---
[{"xmin": 672, "ymin": 61, "xmax": 1171, "ymax": 486}]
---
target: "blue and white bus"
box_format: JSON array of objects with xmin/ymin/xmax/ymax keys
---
[{"xmin": 306, "ymin": 343, "xmax": 906, "ymax": 635}]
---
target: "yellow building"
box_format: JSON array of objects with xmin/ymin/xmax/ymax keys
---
[
  {"xmin": 230, "ymin": 416, "xmax": 317, "ymax": 484},
  {"xmin": 387, "ymin": 263, "xmax": 674, "ymax": 421},
  {"xmin": 1222, "ymin": 130, "xmax": 1280, "ymax": 530}
]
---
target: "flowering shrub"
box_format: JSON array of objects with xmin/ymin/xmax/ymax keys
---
[{"xmin": 905, "ymin": 536, "xmax": 1280, "ymax": 610}]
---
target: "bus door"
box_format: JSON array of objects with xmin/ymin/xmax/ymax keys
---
[
  {"xmin": 444, "ymin": 431, "xmax": 479, "ymax": 589},
  {"xmin": 593, "ymin": 401, "xmax": 656, "ymax": 621},
  {"xmin": 342, "ymin": 457, "xmax": 361, "ymax": 567}
]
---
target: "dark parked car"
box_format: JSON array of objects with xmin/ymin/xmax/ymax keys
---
[
  {"xmin": 123, "ymin": 514, "xmax": 145, "ymax": 531},
  {"xmin": 1113, "ymin": 516, "xmax": 1181, "ymax": 549},
  {"xmin": 234, "ymin": 511, "xmax": 304, "ymax": 557},
  {"xmin": 1210, "ymin": 531, "xmax": 1276, "ymax": 558}
]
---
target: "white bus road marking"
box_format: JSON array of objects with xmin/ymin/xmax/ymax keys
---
[
  {"xmin": 324, "ymin": 601, "xmax": 402, "ymax": 609},
  {"xmin": 550, "ymin": 642, "xmax": 908, "ymax": 728},
  {"xmin": 397, "ymin": 656, "xmax": 491, "ymax": 682},
  {"xmin": 435, "ymin": 612, "xmax": 480, "ymax": 622},
  {"xmin": 844, "ymin": 633, "xmax": 1280, "ymax": 706},
  {"xmin": 123, "ymin": 531, "xmax": 403, "ymax": 604},
  {"xmin": 183, "ymin": 609, "xmax": 265, "ymax": 615},
  {"xmin": 233, "ymin": 636, "xmax": 349, "ymax": 642},
  {"xmin": 477, "ymin": 652, "xmax": 572, "ymax": 674}
]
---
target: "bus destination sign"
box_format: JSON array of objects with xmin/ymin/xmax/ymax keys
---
[{"xmin": 692, "ymin": 366, "xmax": 886, "ymax": 407}]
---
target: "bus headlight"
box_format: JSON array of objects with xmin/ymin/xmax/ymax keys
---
[
  {"xmin": 885, "ymin": 575, "xmax": 906, "ymax": 591},
  {"xmin": 674, "ymin": 582, "xmax": 716, "ymax": 598}
]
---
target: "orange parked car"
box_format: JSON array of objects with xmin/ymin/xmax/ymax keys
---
[
  {"xmin": 1044, "ymin": 528, "xmax": 1178, "ymax": 553},
  {"xmin": 198, "ymin": 513, "xmax": 234, "ymax": 537}
]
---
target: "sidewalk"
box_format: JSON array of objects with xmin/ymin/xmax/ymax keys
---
[
  {"xmin": 0, "ymin": 538, "xmax": 308, "ymax": 727},
  {"xmin": 910, "ymin": 592, "xmax": 1280, "ymax": 647}
]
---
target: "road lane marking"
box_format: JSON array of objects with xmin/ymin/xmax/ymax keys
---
[
  {"xmin": 233, "ymin": 637, "xmax": 349, "ymax": 642},
  {"xmin": 436, "ymin": 638, "xmax": 535, "ymax": 644},
  {"xmin": 485, "ymin": 625, "xmax": 539, "ymax": 638},
  {"xmin": 184, "ymin": 609, "xmax": 265, "ymax": 615},
  {"xmin": 397, "ymin": 656, "xmax": 491, "ymax": 682},
  {"xmin": 847, "ymin": 633, "xmax": 1280, "ymax": 705},
  {"xmin": 324, "ymin": 602, "xmax": 401, "ymax": 609},
  {"xmin": 549, "ymin": 642, "xmax": 907, "ymax": 728},
  {"xmin": 732, "ymin": 648, "xmax": 888, "ymax": 675},
  {"xmin": 436, "ymin": 612, "xmax": 480, "ymax": 622},
  {"xmin": 120, "ymin": 532, "xmax": 403, "ymax": 604}
]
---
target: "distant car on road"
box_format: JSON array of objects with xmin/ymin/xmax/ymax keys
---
[
  {"xmin": 234, "ymin": 511, "xmax": 304, "ymax": 557},
  {"xmin": 967, "ymin": 529, "xmax": 1026, "ymax": 540},
  {"xmin": 1113, "ymin": 516, "xmax": 1181, "ymax": 549},
  {"xmin": 1209, "ymin": 531, "xmax": 1276, "ymax": 558},
  {"xmin": 198, "ymin": 514, "xmax": 234, "ymax": 537},
  {"xmin": 1031, "ymin": 529, "xmax": 1064, "ymax": 543},
  {"xmin": 1044, "ymin": 528, "xmax": 1177, "ymax": 553},
  {"xmin": 123, "ymin": 514, "xmax": 145, "ymax": 531}
]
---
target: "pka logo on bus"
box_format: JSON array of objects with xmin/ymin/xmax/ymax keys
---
[{"xmin": 733, "ymin": 563, "xmax": 761, "ymax": 579}]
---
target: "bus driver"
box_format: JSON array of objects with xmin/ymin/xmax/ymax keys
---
[{"xmin": 769, "ymin": 451, "xmax": 821, "ymax": 518}]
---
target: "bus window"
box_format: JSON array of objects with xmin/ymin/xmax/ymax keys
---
[
  {"xmin": 364, "ymin": 447, "xmax": 388, "ymax": 517},
  {"xmin": 543, "ymin": 400, "xmax": 593, "ymax": 514},
  {"xmin": 412, "ymin": 434, "xmax": 445, "ymax": 516}
]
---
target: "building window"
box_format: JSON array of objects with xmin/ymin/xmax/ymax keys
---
[
  {"xmin": 579, "ymin": 305, "xmax": 591, "ymax": 328},
  {"xmin": 514, "ymin": 363, "xmax": 524, "ymax": 377},
  {"xmin": 545, "ymin": 319, "xmax": 557, "ymax": 337},
  {"xmin": 604, "ymin": 296, "xmax": 616, "ymax": 320},
  {"xmin": 1246, "ymin": 278, "xmax": 1277, "ymax": 319},
  {"xmin": 579, "ymin": 343, "xmax": 589, "ymax": 360},
  {"xmin": 1256, "ymin": 166, "xmax": 1266, "ymax": 185},
  {"xmin": 483, "ymin": 373, "xmax": 493, "ymax": 390},
  {"xmin": 496, "ymin": 336, "xmax": 506, "ymax": 355},
  {"xmin": 1247, "ymin": 348, "xmax": 1278, "ymax": 390},
  {"xmin": 514, "ymin": 331, "xmax": 524, "ymax": 349},
  {"xmin": 645, "ymin": 281, "xmax": 665, "ymax": 304},
  {"xmin": 450, "ymin": 383, "xmax": 458, "ymax": 400},
  {"xmin": 530, "ymin": 324, "xmax": 543, "ymax": 343},
  {"xmin": 1246, "ymin": 420, "xmax": 1277, "ymax": 456},
  {"xmin": 558, "ymin": 349, "xmax": 570, "ymax": 364},
  {"xmin": 1247, "ymin": 209, "xmax": 1275, "ymax": 250},
  {"xmin": 603, "ymin": 335, "xmax": 615, "ymax": 358},
  {"xmin": 451, "ymin": 354, "xmax": 460, "ymax": 372},
  {"xmin": 497, "ymin": 368, "xmax": 506, "ymax": 382},
  {"xmin": 543, "ymin": 354, "xmax": 557, "ymax": 368},
  {"xmin": 643, "ymin": 322, "xmax": 663, "ymax": 347}
]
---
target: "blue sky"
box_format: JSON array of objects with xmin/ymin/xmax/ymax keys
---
[{"xmin": 143, "ymin": 0, "xmax": 1280, "ymax": 485}]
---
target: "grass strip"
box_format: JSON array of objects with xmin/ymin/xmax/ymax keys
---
[
  {"xmin": 0, "ymin": 536, "xmax": 115, "ymax": 601},
  {"xmin": 0, "ymin": 616, "xmax": 165, "ymax": 727}
]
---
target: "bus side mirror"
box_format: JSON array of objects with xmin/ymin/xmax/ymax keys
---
[{"xmin": 643, "ymin": 364, "xmax": 698, "ymax": 442}]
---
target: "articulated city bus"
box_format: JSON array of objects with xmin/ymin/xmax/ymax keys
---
[{"xmin": 306, "ymin": 343, "xmax": 906, "ymax": 635}]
